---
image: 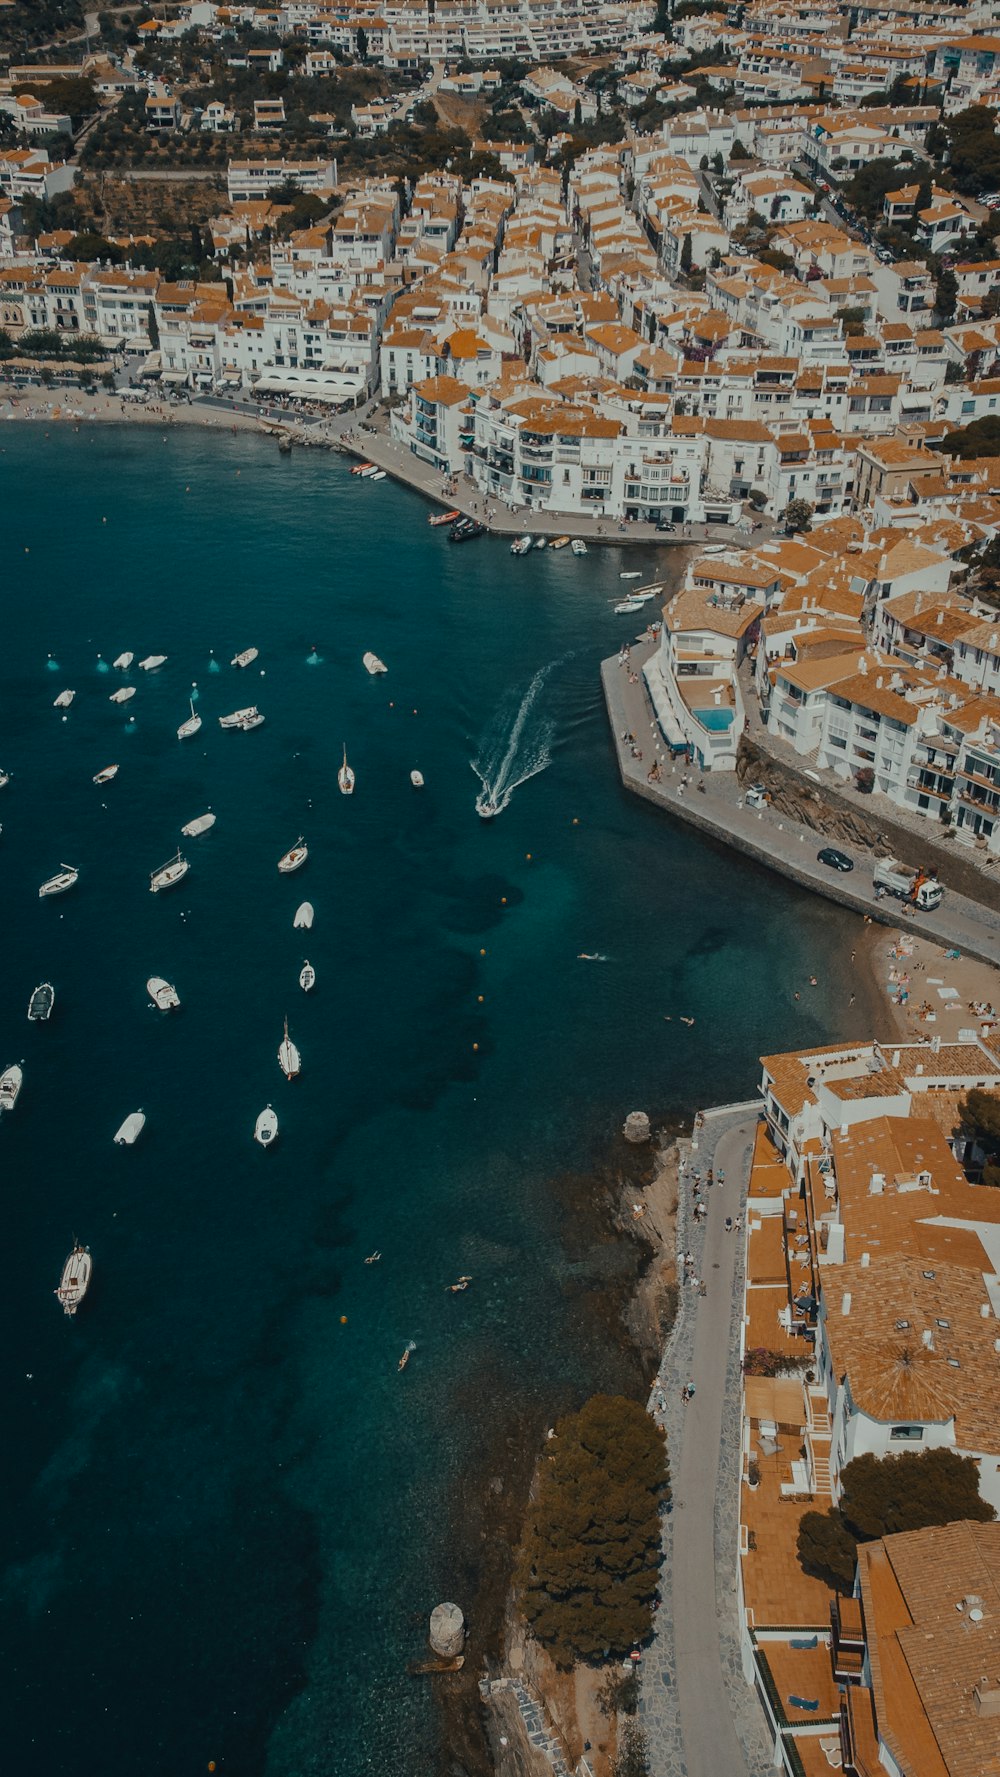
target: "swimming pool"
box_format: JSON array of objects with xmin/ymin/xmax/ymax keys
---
[{"xmin": 694, "ymin": 707, "xmax": 734, "ymax": 732}]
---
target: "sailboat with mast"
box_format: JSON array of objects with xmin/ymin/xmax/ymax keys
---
[
  {"xmin": 338, "ymin": 745, "xmax": 355, "ymax": 795},
  {"xmin": 177, "ymin": 697, "xmax": 201, "ymax": 740},
  {"xmin": 278, "ymin": 1016, "xmax": 301, "ymax": 1079}
]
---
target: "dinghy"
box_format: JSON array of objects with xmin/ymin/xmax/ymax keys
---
[
  {"xmin": 28, "ymin": 983, "xmax": 54, "ymax": 1022},
  {"xmin": 93, "ymin": 764, "xmax": 119, "ymax": 784},
  {"xmin": 139, "ymin": 654, "xmax": 167, "ymax": 671},
  {"xmin": 181, "ymin": 812, "xmax": 215, "ymax": 838},
  {"xmin": 293, "ymin": 902, "xmax": 314, "ymax": 930},
  {"xmin": 410, "ymin": 770, "xmax": 424, "ymax": 788},
  {"xmin": 109, "ymin": 687, "xmax": 136, "ymax": 705},
  {"xmin": 113, "ymin": 652, "xmax": 134, "ymax": 671},
  {"xmin": 114, "ymin": 1110, "xmax": 145, "ymax": 1145},
  {"xmin": 54, "ymin": 689, "xmax": 75, "ymax": 708}
]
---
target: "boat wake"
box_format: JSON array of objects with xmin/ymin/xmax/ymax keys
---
[{"xmin": 471, "ymin": 658, "xmax": 566, "ymax": 818}]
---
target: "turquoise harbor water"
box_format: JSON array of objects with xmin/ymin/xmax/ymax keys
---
[{"xmin": 1, "ymin": 429, "xmax": 867, "ymax": 1777}]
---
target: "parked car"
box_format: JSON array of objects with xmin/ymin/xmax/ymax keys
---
[{"xmin": 817, "ymin": 847, "xmax": 854, "ymax": 873}]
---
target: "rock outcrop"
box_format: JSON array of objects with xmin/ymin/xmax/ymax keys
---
[{"xmin": 430, "ymin": 1602, "xmax": 466, "ymax": 1659}]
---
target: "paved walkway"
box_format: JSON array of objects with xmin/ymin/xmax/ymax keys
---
[
  {"xmin": 603, "ymin": 642, "xmax": 1000, "ymax": 969},
  {"xmin": 640, "ymin": 1110, "xmax": 772, "ymax": 1777}
]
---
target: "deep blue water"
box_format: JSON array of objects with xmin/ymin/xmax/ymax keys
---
[{"xmin": 0, "ymin": 428, "xmax": 867, "ymax": 1777}]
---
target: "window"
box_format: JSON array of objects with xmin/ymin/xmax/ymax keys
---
[{"xmin": 890, "ymin": 1425, "xmax": 924, "ymax": 1441}]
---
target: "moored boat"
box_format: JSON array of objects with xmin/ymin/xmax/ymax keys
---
[
  {"xmin": 112, "ymin": 652, "xmax": 134, "ymax": 670},
  {"xmin": 550, "ymin": 536, "xmax": 570, "ymax": 550},
  {"xmin": 93, "ymin": 764, "xmax": 119, "ymax": 784},
  {"xmin": 278, "ymin": 836, "xmax": 308, "ymax": 874},
  {"xmin": 293, "ymin": 902, "xmax": 314, "ymax": 930},
  {"xmin": 620, "ymin": 570, "xmax": 642, "ymax": 580},
  {"xmin": 55, "ymin": 1244, "xmax": 91, "ymax": 1315},
  {"xmin": 370, "ymin": 470, "xmax": 387, "ymax": 482},
  {"xmin": 109, "ymin": 686, "xmax": 136, "ymax": 704},
  {"xmin": 218, "ymin": 705, "xmax": 263, "ymax": 730},
  {"xmin": 54, "ymin": 689, "xmax": 75, "ymax": 708},
  {"xmin": 429, "ymin": 509, "xmax": 460, "ymax": 527},
  {"xmin": 410, "ymin": 769, "xmax": 424, "ymax": 788},
  {"xmin": 254, "ymin": 1106, "xmax": 278, "ymax": 1148},
  {"xmin": 571, "ymin": 538, "xmax": 587, "ymax": 556},
  {"xmin": 231, "ymin": 647, "xmax": 259, "ymax": 669},
  {"xmin": 351, "ymin": 462, "xmax": 374, "ymax": 475},
  {"xmin": 150, "ymin": 850, "xmax": 188, "ymax": 893},
  {"xmin": 278, "ymin": 1016, "xmax": 301, "ymax": 1080},
  {"xmin": 510, "ymin": 534, "xmax": 533, "ymax": 555},
  {"xmin": 0, "ymin": 768, "xmax": 9, "ymax": 787},
  {"xmin": 534, "ymin": 536, "xmax": 547, "ymax": 549},
  {"xmin": 0, "ymin": 1062, "xmax": 23, "ymax": 1111},
  {"xmin": 147, "ymin": 976, "xmax": 180, "ymax": 1011},
  {"xmin": 114, "ymin": 1110, "xmax": 145, "ymax": 1145},
  {"xmin": 614, "ymin": 598, "xmax": 644, "ymax": 614},
  {"xmin": 358, "ymin": 465, "xmax": 379, "ymax": 479},
  {"xmin": 362, "ymin": 652, "xmax": 387, "ymax": 675},
  {"xmin": 181, "ymin": 811, "xmax": 215, "ymax": 837},
  {"xmin": 238, "ymin": 708, "xmax": 265, "ymax": 730},
  {"xmin": 299, "ymin": 960, "xmax": 315, "ymax": 993},
  {"xmin": 338, "ymin": 745, "xmax": 355, "ymax": 795},
  {"xmin": 138, "ymin": 654, "xmax": 167, "ymax": 671},
  {"xmin": 39, "ymin": 864, "xmax": 79, "ymax": 898},
  {"xmin": 450, "ymin": 519, "xmax": 484, "ymax": 543},
  {"xmin": 28, "ymin": 983, "xmax": 54, "ymax": 1022},
  {"xmin": 177, "ymin": 697, "xmax": 201, "ymax": 740}
]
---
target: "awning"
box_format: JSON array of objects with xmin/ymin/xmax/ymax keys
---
[
  {"xmin": 140, "ymin": 350, "xmax": 162, "ymax": 376},
  {"xmin": 254, "ymin": 372, "xmax": 355, "ymax": 404},
  {"xmin": 160, "ymin": 368, "xmax": 188, "ymax": 384}
]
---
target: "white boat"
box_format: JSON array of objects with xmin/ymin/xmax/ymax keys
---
[
  {"xmin": 362, "ymin": 652, "xmax": 387, "ymax": 675},
  {"xmin": 28, "ymin": 983, "xmax": 54, "ymax": 1022},
  {"xmin": 510, "ymin": 535, "xmax": 533, "ymax": 556},
  {"xmin": 551, "ymin": 535, "xmax": 570, "ymax": 551},
  {"xmin": 293, "ymin": 902, "xmax": 314, "ymax": 930},
  {"xmin": 370, "ymin": 470, "xmax": 387, "ymax": 482},
  {"xmin": 534, "ymin": 536, "xmax": 547, "ymax": 550},
  {"xmin": 114, "ymin": 1110, "xmax": 145, "ymax": 1145},
  {"xmin": 55, "ymin": 1243, "xmax": 91, "ymax": 1315},
  {"xmin": 475, "ymin": 790, "xmax": 500, "ymax": 820},
  {"xmin": 278, "ymin": 837, "xmax": 308, "ymax": 874},
  {"xmin": 299, "ymin": 960, "xmax": 315, "ymax": 993},
  {"xmin": 358, "ymin": 465, "xmax": 379, "ymax": 479},
  {"xmin": 571, "ymin": 538, "xmax": 587, "ymax": 556},
  {"xmin": 109, "ymin": 687, "xmax": 136, "ymax": 705},
  {"xmin": 614, "ymin": 599, "xmax": 644, "ymax": 614},
  {"xmin": 410, "ymin": 769, "xmax": 424, "ymax": 788},
  {"xmin": 177, "ymin": 698, "xmax": 201, "ymax": 740},
  {"xmin": 231, "ymin": 647, "xmax": 259, "ymax": 669},
  {"xmin": 181, "ymin": 811, "xmax": 215, "ymax": 838},
  {"xmin": 53, "ymin": 689, "xmax": 75, "ymax": 708},
  {"xmin": 278, "ymin": 1016, "xmax": 301, "ymax": 1080},
  {"xmin": 139, "ymin": 654, "xmax": 167, "ymax": 672},
  {"xmin": 254, "ymin": 1106, "xmax": 278, "ymax": 1148},
  {"xmin": 112, "ymin": 652, "xmax": 134, "ymax": 671},
  {"xmin": 219, "ymin": 706, "xmax": 263, "ymax": 730},
  {"xmin": 150, "ymin": 850, "xmax": 188, "ymax": 893},
  {"xmin": 147, "ymin": 976, "xmax": 180, "ymax": 1011},
  {"xmin": 620, "ymin": 570, "xmax": 642, "ymax": 580},
  {"xmin": 0, "ymin": 1062, "xmax": 23, "ymax": 1111},
  {"xmin": 93, "ymin": 764, "xmax": 119, "ymax": 784},
  {"xmin": 338, "ymin": 745, "xmax": 355, "ymax": 796},
  {"xmin": 39, "ymin": 865, "xmax": 79, "ymax": 898},
  {"xmin": 0, "ymin": 769, "xmax": 8, "ymax": 787}
]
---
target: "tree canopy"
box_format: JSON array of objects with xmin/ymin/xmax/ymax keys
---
[
  {"xmin": 941, "ymin": 414, "xmax": 1000, "ymax": 460},
  {"xmin": 943, "ymin": 106, "xmax": 1000, "ymax": 197},
  {"xmin": 957, "ymin": 1088, "xmax": 1000, "ymax": 1187},
  {"xmin": 518, "ymin": 1394, "xmax": 668, "ymax": 1667},
  {"xmin": 798, "ymin": 1448, "xmax": 994, "ymax": 1592}
]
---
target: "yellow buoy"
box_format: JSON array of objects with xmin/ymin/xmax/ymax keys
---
[
  {"xmin": 477, "ymin": 995, "xmax": 484, "ymax": 1003},
  {"xmin": 340, "ymin": 1315, "xmax": 348, "ymax": 1325},
  {"xmin": 479, "ymin": 947, "xmax": 486, "ymax": 955},
  {"xmin": 473, "ymin": 1043, "xmax": 479, "ymax": 1051},
  {"xmin": 526, "ymin": 853, "xmax": 532, "ymax": 860},
  {"xmin": 501, "ymin": 897, "xmax": 507, "ymax": 905}
]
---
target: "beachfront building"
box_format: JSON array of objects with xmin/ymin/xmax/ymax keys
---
[{"xmin": 644, "ymin": 567, "xmax": 764, "ymax": 770}]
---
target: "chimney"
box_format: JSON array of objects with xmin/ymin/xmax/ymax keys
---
[
  {"xmin": 922, "ymin": 1328, "xmax": 935, "ymax": 1349},
  {"xmin": 841, "ymin": 1292, "xmax": 852, "ymax": 1317},
  {"xmin": 858, "ymin": 655, "xmax": 869, "ymax": 674},
  {"xmin": 981, "ymin": 1303, "xmax": 990, "ymax": 1319},
  {"xmin": 931, "ymin": 1035, "xmax": 941, "ymax": 1053},
  {"xmin": 937, "ymin": 609, "xmax": 944, "ymax": 626},
  {"xmin": 892, "ymin": 1049, "xmax": 900, "ymax": 1066},
  {"xmin": 861, "ymin": 1251, "xmax": 870, "ymax": 1267}
]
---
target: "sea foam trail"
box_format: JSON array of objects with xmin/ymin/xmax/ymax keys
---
[{"xmin": 471, "ymin": 657, "xmax": 565, "ymax": 816}]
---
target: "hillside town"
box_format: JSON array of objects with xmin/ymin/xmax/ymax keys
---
[{"xmin": 5, "ymin": 6, "xmax": 1000, "ymax": 1776}]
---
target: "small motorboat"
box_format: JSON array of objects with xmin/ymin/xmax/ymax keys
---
[
  {"xmin": 139, "ymin": 654, "xmax": 167, "ymax": 671},
  {"xmin": 429, "ymin": 509, "xmax": 460, "ymax": 527},
  {"xmin": 534, "ymin": 536, "xmax": 547, "ymax": 550},
  {"xmin": 109, "ymin": 686, "xmax": 136, "ymax": 704},
  {"xmin": 358, "ymin": 465, "xmax": 379, "ymax": 479},
  {"xmin": 278, "ymin": 1016, "xmax": 301, "ymax": 1080},
  {"xmin": 620, "ymin": 570, "xmax": 642, "ymax": 580},
  {"xmin": 293, "ymin": 902, "xmax": 314, "ymax": 930},
  {"xmin": 364, "ymin": 1251, "xmax": 381, "ymax": 1265},
  {"xmin": 351, "ymin": 461, "xmax": 374, "ymax": 475},
  {"xmin": 338, "ymin": 745, "xmax": 355, "ymax": 796},
  {"xmin": 181, "ymin": 811, "xmax": 215, "ymax": 838},
  {"xmin": 28, "ymin": 983, "xmax": 54, "ymax": 1022},
  {"xmin": 449, "ymin": 519, "xmax": 484, "ymax": 543},
  {"xmin": 93, "ymin": 764, "xmax": 119, "ymax": 784},
  {"xmin": 370, "ymin": 470, "xmax": 387, "ymax": 482},
  {"xmin": 510, "ymin": 535, "xmax": 533, "ymax": 556},
  {"xmin": 0, "ymin": 1062, "xmax": 23, "ymax": 1111},
  {"xmin": 0, "ymin": 768, "xmax": 9, "ymax": 787},
  {"xmin": 219, "ymin": 706, "xmax": 262, "ymax": 730},
  {"xmin": 410, "ymin": 769, "xmax": 424, "ymax": 788},
  {"xmin": 362, "ymin": 652, "xmax": 387, "ymax": 675},
  {"xmin": 54, "ymin": 689, "xmax": 75, "ymax": 708},
  {"xmin": 112, "ymin": 652, "xmax": 134, "ymax": 671},
  {"xmin": 551, "ymin": 536, "xmax": 570, "ymax": 550},
  {"xmin": 475, "ymin": 790, "xmax": 499, "ymax": 820},
  {"xmin": 177, "ymin": 698, "xmax": 201, "ymax": 740},
  {"xmin": 447, "ymin": 1275, "xmax": 473, "ymax": 1293},
  {"xmin": 614, "ymin": 599, "xmax": 644, "ymax": 615},
  {"xmin": 299, "ymin": 960, "xmax": 315, "ymax": 993},
  {"xmin": 147, "ymin": 976, "xmax": 180, "ymax": 1011},
  {"xmin": 114, "ymin": 1110, "xmax": 145, "ymax": 1145},
  {"xmin": 150, "ymin": 851, "xmax": 189, "ymax": 893},
  {"xmin": 571, "ymin": 539, "xmax": 588, "ymax": 555},
  {"xmin": 278, "ymin": 837, "xmax": 308, "ymax": 874},
  {"xmin": 231, "ymin": 647, "xmax": 259, "ymax": 669},
  {"xmin": 238, "ymin": 708, "xmax": 265, "ymax": 730},
  {"xmin": 398, "ymin": 1346, "xmax": 411, "ymax": 1372},
  {"xmin": 254, "ymin": 1106, "xmax": 278, "ymax": 1148},
  {"xmin": 39, "ymin": 865, "xmax": 79, "ymax": 898},
  {"xmin": 55, "ymin": 1244, "xmax": 91, "ymax": 1315}
]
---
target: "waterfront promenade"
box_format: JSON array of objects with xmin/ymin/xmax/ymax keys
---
[{"xmin": 602, "ymin": 643, "xmax": 1000, "ymax": 970}]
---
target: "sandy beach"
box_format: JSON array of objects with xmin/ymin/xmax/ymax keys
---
[
  {"xmin": 2, "ymin": 388, "xmax": 267, "ymax": 431},
  {"xmin": 863, "ymin": 920, "xmax": 1000, "ymax": 1046}
]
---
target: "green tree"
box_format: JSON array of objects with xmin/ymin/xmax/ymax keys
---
[
  {"xmin": 936, "ymin": 268, "xmax": 958, "ymax": 322},
  {"xmin": 612, "ymin": 1719, "xmax": 650, "ymax": 1777},
  {"xmin": 943, "ymin": 106, "xmax": 1000, "ymax": 196},
  {"xmin": 730, "ymin": 139, "xmax": 751, "ymax": 161},
  {"xmin": 956, "ymin": 1088, "xmax": 1000, "ymax": 1186},
  {"xmin": 518, "ymin": 1395, "xmax": 668, "ymax": 1667},
  {"xmin": 784, "ymin": 497, "xmax": 814, "ymax": 534},
  {"xmin": 146, "ymin": 303, "xmax": 159, "ymax": 351},
  {"xmin": 66, "ymin": 231, "xmax": 123, "ymax": 265},
  {"xmin": 680, "ymin": 231, "xmax": 693, "ymax": 274},
  {"xmin": 356, "ymin": 25, "xmax": 368, "ymax": 60},
  {"xmin": 0, "ymin": 327, "xmax": 16, "ymax": 360},
  {"xmin": 797, "ymin": 1508, "xmax": 859, "ymax": 1592},
  {"xmin": 840, "ymin": 1449, "xmax": 994, "ymax": 1540}
]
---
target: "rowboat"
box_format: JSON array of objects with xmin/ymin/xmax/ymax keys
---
[
  {"xmin": 351, "ymin": 462, "xmax": 374, "ymax": 475},
  {"xmin": 109, "ymin": 687, "xmax": 136, "ymax": 705},
  {"xmin": 231, "ymin": 647, "xmax": 259, "ymax": 669},
  {"xmin": 550, "ymin": 536, "xmax": 570, "ymax": 550},
  {"xmin": 54, "ymin": 689, "xmax": 75, "ymax": 708},
  {"xmin": 293, "ymin": 902, "xmax": 314, "ymax": 930},
  {"xmin": 28, "ymin": 983, "xmax": 54, "ymax": 1022},
  {"xmin": 139, "ymin": 654, "xmax": 167, "ymax": 671},
  {"xmin": 299, "ymin": 960, "xmax": 315, "ymax": 993},
  {"xmin": 114, "ymin": 1110, "xmax": 145, "ymax": 1145},
  {"xmin": 362, "ymin": 652, "xmax": 387, "ymax": 675}
]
